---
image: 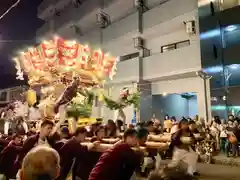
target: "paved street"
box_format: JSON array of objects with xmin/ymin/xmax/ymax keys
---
[
  {"xmin": 138, "ymin": 163, "xmax": 240, "ymax": 180},
  {"xmin": 197, "ymin": 163, "xmax": 240, "ymax": 180}
]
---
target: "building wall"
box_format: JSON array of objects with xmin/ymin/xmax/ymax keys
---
[
  {"xmin": 198, "ymin": 0, "xmax": 240, "ymax": 118},
  {"xmin": 152, "ymin": 94, "xmax": 189, "ymax": 121},
  {"xmin": 37, "ymin": 0, "xmax": 201, "ymax": 55},
  {"xmin": 105, "ymin": 0, "xmax": 201, "ymax": 83},
  {"xmin": 0, "ymin": 86, "xmax": 27, "ymax": 105},
  {"xmin": 36, "ymin": 0, "xmax": 212, "ymax": 121},
  {"xmin": 151, "ymin": 77, "xmax": 211, "ymax": 121},
  {"xmin": 152, "ymin": 94, "xmax": 198, "ymax": 121},
  {"xmin": 188, "ymin": 96, "xmax": 198, "ymax": 118}
]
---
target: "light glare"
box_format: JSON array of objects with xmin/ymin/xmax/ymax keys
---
[{"xmin": 225, "ymin": 25, "xmax": 238, "ymax": 32}]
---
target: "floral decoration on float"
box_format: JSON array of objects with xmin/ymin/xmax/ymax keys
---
[{"xmin": 104, "ymin": 87, "xmax": 140, "ymax": 110}]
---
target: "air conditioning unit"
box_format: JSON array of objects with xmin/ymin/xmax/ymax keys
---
[
  {"xmin": 185, "ymin": 20, "xmax": 196, "ymax": 34},
  {"xmin": 96, "ymin": 11, "xmax": 110, "ymax": 28},
  {"xmin": 134, "ymin": 0, "xmax": 143, "ymax": 7},
  {"xmin": 133, "ymin": 36, "xmax": 144, "ymax": 50}
]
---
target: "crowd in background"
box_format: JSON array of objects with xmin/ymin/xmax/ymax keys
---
[
  {"xmin": 206, "ymin": 115, "xmax": 240, "ymax": 157},
  {"xmin": 0, "ymin": 114, "xmax": 239, "ymax": 180}
]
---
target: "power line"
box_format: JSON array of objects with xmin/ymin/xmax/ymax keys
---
[{"xmin": 0, "ymin": 0, "xmax": 21, "ymax": 20}]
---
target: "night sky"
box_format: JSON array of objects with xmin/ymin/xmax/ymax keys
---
[{"xmin": 0, "ymin": 0, "xmax": 43, "ymax": 88}]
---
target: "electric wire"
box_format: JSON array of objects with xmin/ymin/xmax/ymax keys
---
[{"xmin": 0, "ymin": 0, "xmax": 21, "ymax": 20}]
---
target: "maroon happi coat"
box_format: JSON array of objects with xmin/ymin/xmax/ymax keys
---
[
  {"xmin": 0, "ymin": 142, "xmax": 22, "ymax": 178},
  {"xmin": 75, "ymin": 137, "xmax": 103, "ymax": 180},
  {"xmin": 58, "ymin": 137, "xmax": 88, "ymax": 180},
  {"xmin": 0, "ymin": 138, "xmax": 10, "ymax": 152},
  {"xmin": 14, "ymin": 133, "xmax": 57, "ymax": 169},
  {"xmin": 88, "ymin": 143, "xmax": 142, "ymax": 180}
]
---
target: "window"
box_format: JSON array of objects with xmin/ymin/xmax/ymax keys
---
[
  {"xmin": 176, "ymin": 40, "xmax": 190, "ymax": 48},
  {"xmin": 213, "ymin": 45, "xmax": 218, "ymax": 59},
  {"xmin": 0, "ymin": 92, "xmax": 7, "ymax": 101},
  {"xmin": 11, "ymin": 89, "xmax": 23, "ymax": 101},
  {"xmin": 119, "ymin": 52, "xmax": 139, "ymax": 61},
  {"xmin": 161, "ymin": 44, "xmax": 176, "ymax": 53},
  {"xmin": 161, "ymin": 40, "xmax": 190, "ymax": 53}
]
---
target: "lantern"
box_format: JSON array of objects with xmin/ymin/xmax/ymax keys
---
[
  {"xmin": 98, "ymin": 93, "xmax": 104, "ymax": 102},
  {"xmin": 26, "ymin": 89, "xmax": 37, "ymax": 106},
  {"xmin": 38, "ymin": 96, "xmax": 56, "ymax": 119}
]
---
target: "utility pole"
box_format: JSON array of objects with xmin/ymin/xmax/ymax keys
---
[
  {"xmin": 135, "ymin": 0, "xmax": 151, "ymax": 122},
  {"xmin": 196, "ymin": 71, "xmax": 212, "ymax": 123}
]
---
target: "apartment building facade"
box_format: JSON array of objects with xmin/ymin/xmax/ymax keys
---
[
  {"xmin": 0, "ymin": 86, "xmax": 27, "ymax": 106},
  {"xmin": 37, "ymin": 0, "xmax": 211, "ymax": 122},
  {"xmin": 199, "ymin": 0, "xmax": 240, "ymax": 118}
]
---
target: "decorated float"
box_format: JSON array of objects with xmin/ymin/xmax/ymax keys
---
[{"xmin": 12, "ymin": 36, "xmax": 140, "ymax": 130}]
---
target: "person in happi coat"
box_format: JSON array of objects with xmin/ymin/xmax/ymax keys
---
[
  {"xmin": 15, "ymin": 120, "xmax": 55, "ymax": 169},
  {"xmin": 91, "ymin": 125, "xmax": 108, "ymax": 143},
  {"xmin": 83, "ymin": 126, "xmax": 107, "ymax": 178},
  {"xmin": 58, "ymin": 127, "xmax": 97, "ymax": 180},
  {"xmin": 137, "ymin": 128, "xmax": 157, "ymax": 177},
  {"xmin": 53, "ymin": 126, "xmax": 71, "ymax": 153},
  {"xmin": 146, "ymin": 121, "xmax": 155, "ymax": 135},
  {"xmin": 88, "ymin": 129, "xmax": 142, "ymax": 180},
  {"xmin": 87, "ymin": 123, "xmax": 100, "ymax": 137},
  {"xmin": 0, "ymin": 134, "xmax": 22, "ymax": 179},
  {"xmin": 153, "ymin": 119, "xmax": 162, "ymax": 135},
  {"xmin": 171, "ymin": 119, "xmax": 199, "ymax": 176},
  {"xmin": 105, "ymin": 119, "xmax": 117, "ymax": 138},
  {"xmin": 0, "ymin": 136, "xmax": 11, "ymax": 152},
  {"xmin": 116, "ymin": 119, "xmax": 124, "ymax": 134}
]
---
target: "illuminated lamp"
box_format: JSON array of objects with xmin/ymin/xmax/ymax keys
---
[
  {"xmin": 228, "ymin": 64, "xmax": 240, "ymax": 70},
  {"xmin": 162, "ymin": 92, "xmax": 167, "ymax": 96},
  {"xmin": 225, "ymin": 25, "xmax": 238, "ymax": 32},
  {"xmin": 26, "ymin": 89, "xmax": 37, "ymax": 106}
]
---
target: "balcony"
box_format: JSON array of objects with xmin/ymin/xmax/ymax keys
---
[
  {"xmin": 143, "ymin": 45, "xmax": 201, "ymax": 81},
  {"xmin": 38, "ymin": 0, "xmax": 73, "ymax": 20},
  {"xmin": 38, "ymin": 0, "xmax": 57, "ymax": 20},
  {"xmin": 109, "ymin": 57, "xmax": 139, "ymax": 84},
  {"xmin": 219, "ymin": 0, "xmax": 240, "ymax": 11},
  {"xmin": 103, "ymin": 0, "xmax": 135, "ymax": 23},
  {"xmin": 102, "ymin": 12, "xmax": 138, "ymax": 43},
  {"xmin": 45, "ymin": 0, "xmax": 136, "ymax": 38}
]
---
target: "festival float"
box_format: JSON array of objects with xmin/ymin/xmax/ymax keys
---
[{"xmin": 12, "ymin": 36, "xmax": 140, "ymax": 129}]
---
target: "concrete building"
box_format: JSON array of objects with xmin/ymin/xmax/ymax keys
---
[
  {"xmin": 0, "ymin": 86, "xmax": 27, "ymax": 106},
  {"xmin": 199, "ymin": 0, "xmax": 240, "ymax": 119},
  {"xmin": 37, "ymin": 0, "xmax": 212, "ymax": 123}
]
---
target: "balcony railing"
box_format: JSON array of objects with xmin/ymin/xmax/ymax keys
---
[
  {"xmin": 111, "ymin": 57, "xmax": 139, "ymax": 84},
  {"xmin": 143, "ymin": 45, "xmax": 201, "ymax": 81}
]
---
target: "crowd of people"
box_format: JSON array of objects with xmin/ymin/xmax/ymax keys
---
[
  {"xmin": 208, "ymin": 115, "xmax": 240, "ymax": 157},
  {"xmin": 0, "ymin": 115, "xmax": 238, "ymax": 180}
]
